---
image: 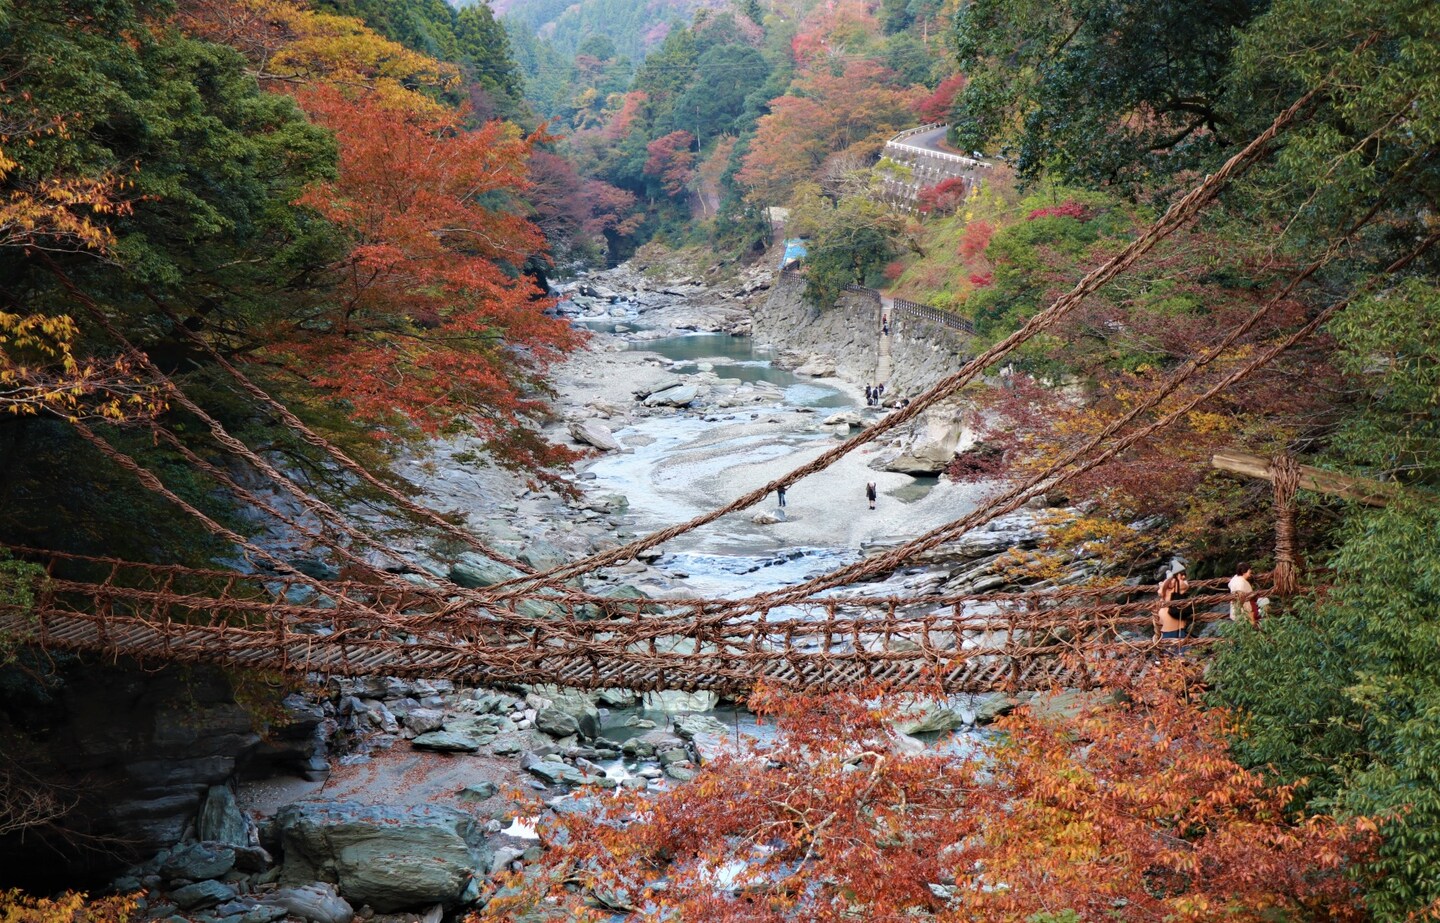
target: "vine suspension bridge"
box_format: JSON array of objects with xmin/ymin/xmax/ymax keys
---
[{"xmin": 2, "ymin": 91, "xmax": 1393, "ymax": 695}]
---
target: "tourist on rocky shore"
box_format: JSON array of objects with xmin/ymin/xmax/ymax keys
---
[
  {"xmin": 866, "ymin": 482, "xmax": 878, "ymax": 510},
  {"xmin": 775, "ymin": 485, "xmax": 787, "ymax": 508}
]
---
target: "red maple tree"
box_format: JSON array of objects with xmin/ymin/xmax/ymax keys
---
[
  {"xmin": 643, "ymin": 130, "xmax": 697, "ymax": 198},
  {"xmin": 277, "ymin": 87, "xmax": 580, "ymax": 460}
]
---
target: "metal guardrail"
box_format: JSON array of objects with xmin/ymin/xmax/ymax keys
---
[
  {"xmin": 890, "ymin": 296, "xmax": 977, "ymax": 335},
  {"xmin": 883, "ymin": 124, "xmax": 995, "ymax": 171}
]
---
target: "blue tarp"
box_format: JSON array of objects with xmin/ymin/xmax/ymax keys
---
[{"xmin": 779, "ymin": 238, "xmax": 807, "ymax": 269}]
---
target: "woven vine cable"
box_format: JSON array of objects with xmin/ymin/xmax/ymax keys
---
[
  {"xmin": 148, "ymin": 303, "xmax": 534, "ymax": 572},
  {"xmin": 478, "ymin": 87, "xmax": 1321, "ymax": 599},
  {"xmin": 713, "ymin": 233, "xmax": 1439, "ymax": 615},
  {"xmin": 68, "ymin": 421, "xmax": 407, "ymax": 626},
  {"xmin": 695, "ymin": 197, "xmax": 1408, "ymax": 616},
  {"xmin": 38, "ymin": 253, "xmax": 531, "ymax": 574}
]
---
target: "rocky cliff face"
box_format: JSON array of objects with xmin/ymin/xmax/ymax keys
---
[
  {"xmin": 751, "ymin": 274, "xmax": 969, "ymax": 396},
  {"xmin": 0, "ymin": 659, "xmax": 326, "ymax": 889}
]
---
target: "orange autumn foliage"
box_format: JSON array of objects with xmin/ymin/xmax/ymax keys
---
[
  {"xmin": 484, "ymin": 666, "xmax": 1374, "ymax": 922},
  {"xmin": 275, "ymin": 87, "xmax": 580, "ymax": 452},
  {"xmin": 0, "ymin": 890, "xmax": 136, "ymax": 923},
  {"xmin": 177, "ymin": 0, "xmax": 459, "ymax": 115},
  {"xmin": 175, "ymin": 0, "xmax": 583, "ymax": 465}
]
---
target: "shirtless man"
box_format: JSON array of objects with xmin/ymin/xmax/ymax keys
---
[
  {"xmin": 1155, "ymin": 567, "xmax": 1191, "ymax": 652},
  {"xmin": 1229, "ymin": 563, "xmax": 1260, "ymax": 627}
]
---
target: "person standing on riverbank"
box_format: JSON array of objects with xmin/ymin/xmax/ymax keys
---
[
  {"xmin": 866, "ymin": 482, "xmax": 877, "ymax": 510},
  {"xmin": 775, "ymin": 485, "xmax": 787, "ymax": 508}
]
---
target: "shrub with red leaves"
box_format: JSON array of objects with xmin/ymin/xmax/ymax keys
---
[{"xmin": 1027, "ymin": 200, "xmax": 1089, "ymax": 221}]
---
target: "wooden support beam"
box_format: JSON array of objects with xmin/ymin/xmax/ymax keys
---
[{"xmin": 1211, "ymin": 449, "xmax": 1395, "ymax": 507}]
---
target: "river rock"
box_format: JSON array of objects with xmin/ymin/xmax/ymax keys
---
[
  {"xmin": 162, "ymin": 843, "xmax": 236, "ymax": 882},
  {"xmin": 672, "ymin": 714, "xmax": 729, "ymax": 741},
  {"xmin": 197, "ymin": 785, "xmax": 249, "ymax": 848},
  {"xmin": 642, "ymin": 690, "xmax": 719, "ymax": 713},
  {"xmin": 534, "ymin": 708, "xmax": 580, "ymax": 739},
  {"xmin": 448, "ymin": 553, "xmax": 565, "ymax": 619},
  {"xmin": 752, "ymin": 509, "xmax": 786, "ymax": 525},
  {"xmin": 535, "ymin": 693, "xmax": 600, "ymax": 738},
  {"xmin": 793, "ymin": 355, "xmax": 837, "ymax": 377},
  {"xmin": 273, "ymin": 802, "xmax": 490, "ymax": 911},
  {"xmin": 457, "ymin": 781, "xmax": 498, "ymax": 802},
  {"xmin": 520, "ymin": 754, "xmax": 585, "ymax": 787},
  {"xmin": 595, "ymin": 688, "xmax": 637, "ymax": 709},
  {"xmin": 448, "ymin": 554, "xmax": 522, "ymax": 589},
  {"xmin": 643, "ymin": 384, "xmax": 699, "ymax": 407},
  {"xmin": 403, "ymin": 707, "xmax": 446, "ymax": 735},
  {"xmin": 896, "ymin": 706, "xmax": 965, "ymax": 735},
  {"xmin": 255, "ymin": 884, "xmax": 353, "ymax": 923},
  {"xmin": 170, "ymin": 880, "xmax": 236, "ymax": 911},
  {"xmin": 411, "ymin": 730, "xmax": 481, "ymax": 753},
  {"xmin": 823, "ymin": 410, "xmax": 865, "ymax": 428},
  {"xmin": 884, "ymin": 414, "xmax": 972, "ymax": 474},
  {"xmin": 569, "ymin": 420, "xmax": 622, "ymax": 452},
  {"xmin": 962, "ymin": 693, "xmax": 1018, "ymax": 725}
]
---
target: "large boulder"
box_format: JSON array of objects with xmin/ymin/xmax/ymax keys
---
[
  {"xmin": 448, "ymin": 553, "xmax": 565, "ymax": 619},
  {"xmin": 532, "ymin": 692, "xmax": 600, "ymax": 739},
  {"xmin": 569, "ymin": 420, "xmax": 622, "ymax": 452},
  {"xmin": 884, "ymin": 414, "xmax": 972, "ymax": 475},
  {"xmin": 631, "ymin": 376, "xmax": 686, "ymax": 400},
  {"xmin": 794, "ymin": 355, "xmax": 837, "ymax": 377},
  {"xmin": 411, "ymin": 730, "xmax": 481, "ymax": 753},
  {"xmin": 197, "ymin": 785, "xmax": 250, "ymax": 847},
  {"xmin": 272, "ymin": 802, "xmax": 490, "ymax": 912},
  {"xmin": 448, "ymin": 554, "xmax": 523, "ymax": 589},
  {"xmin": 643, "ymin": 384, "xmax": 698, "ymax": 407},
  {"xmin": 170, "ymin": 880, "xmax": 236, "ymax": 911}
]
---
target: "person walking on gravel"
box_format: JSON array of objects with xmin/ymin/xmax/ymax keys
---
[{"xmin": 865, "ymin": 482, "xmax": 877, "ymax": 510}]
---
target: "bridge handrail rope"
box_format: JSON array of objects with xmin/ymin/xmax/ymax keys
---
[
  {"xmin": 124, "ymin": 271, "xmax": 531, "ymax": 572},
  {"xmin": 8, "ymin": 544, "xmax": 1251, "ymax": 610},
  {"xmin": 709, "ymin": 228, "xmax": 1436, "ymax": 617},
  {"xmin": 38, "ymin": 255, "xmax": 531, "ymax": 587},
  {"xmin": 0, "ymin": 566, "xmax": 1273, "ymax": 692},
  {"xmin": 462, "ymin": 87, "xmax": 1324, "ymax": 600}
]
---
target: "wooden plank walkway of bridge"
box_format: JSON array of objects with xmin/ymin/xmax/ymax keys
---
[
  {"xmin": 0, "ymin": 548, "xmax": 1251, "ymax": 694},
  {"xmin": 0, "ymin": 600, "xmax": 1223, "ymax": 696}
]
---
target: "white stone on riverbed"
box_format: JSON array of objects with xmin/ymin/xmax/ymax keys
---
[
  {"xmin": 643, "ymin": 384, "xmax": 699, "ymax": 407},
  {"xmin": 569, "ymin": 420, "xmax": 621, "ymax": 452}
]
